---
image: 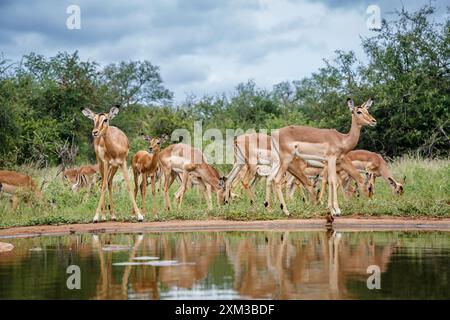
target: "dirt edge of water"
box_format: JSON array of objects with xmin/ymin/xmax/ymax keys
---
[{"xmin": 0, "ymin": 216, "xmax": 449, "ymax": 238}]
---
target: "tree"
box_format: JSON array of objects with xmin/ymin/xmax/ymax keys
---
[{"xmin": 102, "ymin": 61, "xmax": 173, "ymax": 106}]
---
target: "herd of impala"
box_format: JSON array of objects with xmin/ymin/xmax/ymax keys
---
[{"xmin": 0, "ymin": 98, "xmax": 404, "ymax": 223}]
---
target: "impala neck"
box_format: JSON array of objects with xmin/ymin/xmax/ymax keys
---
[
  {"xmin": 203, "ymin": 165, "xmax": 220, "ymax": 191},
  {"xmin": 343, "ymin": 113, "xmax": 362, "ymax": 152},
  {"xmin": 151, "ymin": 148, "xmax": 161, "ymax": 165}
]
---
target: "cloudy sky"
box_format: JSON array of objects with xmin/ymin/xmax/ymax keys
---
[{"xmin": 0, "ymin": 0, "xmax": 447, "ymax": 102}]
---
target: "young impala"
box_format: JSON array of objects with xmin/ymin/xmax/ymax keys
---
[
  {"xmin": 132, "ymin": 134, "xmax": 168, "ymax": 215},
  {"xmin": 158, "ymin": 143, "xmax": 227, "ymax": 211},
  {"xmin": 0, "ymin": 170, "xmax": 43, "ymax": 210},
  {"xmin": 81, "ymin": 106, "xmax": 143, "ymax": 223},
  {"xmin": 268, "ymin": 98, "xmax": 376, "ymax": 222}
]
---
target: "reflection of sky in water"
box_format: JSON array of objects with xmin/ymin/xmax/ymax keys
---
[
  {"xmin": 0, "ymin": 231, "xmax": 448, "ymax": 300},
  {"xmin": 160, "ymin": 284, "xmax": 240, "ymax": 300}
]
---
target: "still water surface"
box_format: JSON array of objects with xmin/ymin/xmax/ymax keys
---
[{"xmin": 0, "ymin": 230, "xmax": 449, "ymax": 299}]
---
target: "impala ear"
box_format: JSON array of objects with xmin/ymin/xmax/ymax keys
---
[
  {"xmin": 143, "ymin": 135, "xmax": 152, "ymax": 142},
  {"xmin": 363, "ymin": 97, "xmax": 374, "ymax": 109},
  {"xmin": 81, "ymin": 108, "xmax": 96, "ymax": 120},
  {"xmin": 347, "ymin": 98, "xmax": 354, "ymax": 111},
  {"xmin": 388, "ymin": 177, "xmax": 396, "ymax": 186},
  {"xmin": 159, "ymin": 134, "xmax": 169, "ymax": 144},
  {"xmin": 218, "ymin": 176, "xmax": 227, "ymax": 189},
  {"xmin": 109, "ymin": 105, "xmax": 120, "ymax": 120}
]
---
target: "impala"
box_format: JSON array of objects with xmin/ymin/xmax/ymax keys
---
[
  {"xmin": 268, "ymin": 98, "xmax": 376, "ymax": 221},
  {"xmin": 347, "ymin": 150, "xmax": 404, "ymax": 195},
  {"xmin": 158, "ymin": 143, "xmax": 226, "ymax": 211},
  {"xmin": 63, "ymin": 164, "xmax": 99, "ymax": 192},
  {"xmin": 132, "ymin": 134, "xmax": 168, "ymax": 215},
  {"xmin": 81, "ymin": 106, "xmax": 143, "ymax": 222},
  {"xmin": 225, "ymin": 133, "xmax": 317, "ymax": 206},
  {"xmin": 0, "ymin": 170, "xmax": 43, "ymax": 210}
]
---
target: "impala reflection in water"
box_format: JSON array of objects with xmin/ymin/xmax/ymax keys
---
[{"xmin": 0, "ymin": 230, "xmax": 448, "ymax": 299}]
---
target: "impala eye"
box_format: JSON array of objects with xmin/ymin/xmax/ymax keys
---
[{"xmin": 103, "ymin": 119, "xmax": 108, "ymax": 123}]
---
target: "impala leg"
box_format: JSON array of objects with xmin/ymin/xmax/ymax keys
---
[
  {"xmin": 11, "ymin": 195, "xmax": 19, "ymax": 210},
  {"xmin": 121, "ymin": 163, "xmax": 143, "ymax": 221},
  {"xmin": 199, "ymin": 179, "xmax": 213, "ymax": 210},
  {"xmin": 224, "ymin": 163, "xmax": 244, "ymax": 203},
  {"xmin": 141, "ymin": 173, "xmax": 148, "ymax": 215},
  {"xmin": 318, "ymin": 167, "xmax": 327, "ymax": 205},
  {"xmin": 89, "ymin": 174, "xmax": 97, "ymax": 194},
  {"xmin": 327, "ymin": 156, "xmax": 341, "ymax": 216},
  {"xmin": 369, "ymin": 174, "xmax": 376, "ymax": 197},
  {"xmin": 107, "ymin": 166, "xmax": 118, "ymax": 221},
  {"xmin": 163, "ymin": 169, "xmax": 173, "ymax": 211},
  {"xmin": 272, "ymin": 161, "xmax": 291, "ymax": 215},
  {"xmin": 287, "ymin": 165, "xmax": 317, "ymax": 204},
  {"xmin": 151, "ymin": 175, "xmax": 157, "ymax": 216},
  {"xmin": 241, "ymin": 165, "xmax": 257, "ymax": 205},
  {"xmin": 177, "ymin": 171, "xmax": 189, "ymax": 209},
  {"xmin": 133, "ymin": 168, "xmax": 139, "ymax": 202},
  {"xmin": 264, "ymin": 172, "xmax": 273, "ymax": 209},
  {"xmin": 95, "ymin": 161, "xmax": 108, "ymax": 223},
  {"xmin": 286, "ymin": 175, "xmax": 296, "ymax": 200},
  {"xmin": 206, "ymin": 184, "xmax": 213, "ymax": 208}
]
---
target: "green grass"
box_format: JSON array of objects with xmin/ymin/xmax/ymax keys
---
[{"xmin": 0, "ymin": 155, "xmax": 449, "ymax": 228}]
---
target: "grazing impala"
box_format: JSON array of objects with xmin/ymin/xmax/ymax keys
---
[
  {"xmin": 347, "ymin": 150, "xmax": 404, "ymax": 196},
  {"xmin": 81, "ymin": 106, "xmax": 143, "ymax": 222},
  {"xmin": 225, "ymin": 133, "xmax": 317, "ymax": 206},
  {"xmin": 63, "ymin": 164, "xmax": 99, "ymax": 192},
  {"xmin": 268, "ymin": 98, "xmax": 376, "ymax": 221},
  {"xmin": 0, "ymin": 170, "xmax": 43, "ymax": 210},
  {"xmin": 132, "ymin": 134, "xmax": 168, "ymax": 215},
  {"xmin": 158, "ymin": 143, "xmax": 227, "ymax": 211}
]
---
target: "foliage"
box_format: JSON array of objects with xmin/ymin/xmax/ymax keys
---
[{"xmin": 0, "ymin": 5, "xmax": 448, "ymax": 169}]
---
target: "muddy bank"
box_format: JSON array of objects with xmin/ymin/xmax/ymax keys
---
[{"xmin": 0, "ymin": 216, "xmax": 449, "ymax": 239}]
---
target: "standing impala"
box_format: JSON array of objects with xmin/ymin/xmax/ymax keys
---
[
  {"xmin": 158, "ymin": 143, "xmax": 227, "ymax": 211},
  {"xmin": 268, "ymin": 98, "xmax": 376, "ymax": 221},
  {"xmin": 132, "ymin": 134, "xmax": 168, "ymax": 215},
  {"xmin": 81, "ymin": 106, "xmax": 143, "ymax": 222},
  {"xmin": 346, "ymin": 150, "xmax": 404, "ymax": 196}
]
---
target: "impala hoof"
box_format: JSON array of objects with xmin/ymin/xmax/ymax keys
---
[
  {"xmin": 93, "ymin": 219, "xmax": 98, "ymax": 224},
  {"xmin": 137, "ymin": 214, "xmax": 144, "ymax": 222},
  {"xmin": 334, "ymin": 208, "xmax": 342, "ymax": 216}
]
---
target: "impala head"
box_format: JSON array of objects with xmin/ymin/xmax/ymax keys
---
[
  {"xmin": 388, "ymin": 177, "xmax": 404, "ymax": 195},
  {"xmin": 347, "ymin": 98, "xmax": 377, "ymax": 127},
  {"xmin": 364, "ymin": 172, "xmax": 375, "ymax": 197},
  {"xmin": 217, "ymin": 176, "xmax": 227, "ymax": 204},
  {"xmin": 81, "ymin": 106, "xmax": 120, "ymax": 138},
  {"xmin": 143, "ymin": 134, "xmax": 169, "ymax": 153}
]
